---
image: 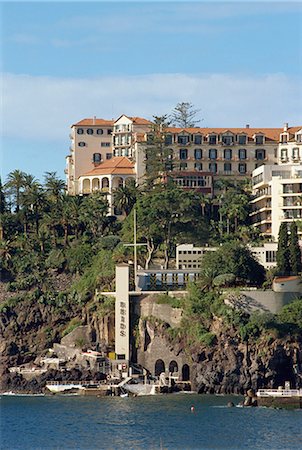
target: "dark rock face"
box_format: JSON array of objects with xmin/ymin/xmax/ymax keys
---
[
  {"xmin": 0, "ymin": 369, "xmax": 106, "ymax": 394},
  {"xmin": 192, "ymin": 338, "xmax": 301, "ymax": 394},
  {"xmin": 138, "ymin": 318, "xmax": 302, "ymax": 394}
]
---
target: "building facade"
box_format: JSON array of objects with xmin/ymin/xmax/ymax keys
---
[
  {"xmin": 176, "ymin": 243, "xmax": 278, "ymax": 270},
  {"xmin": 251, "ymin": 164, "xmax": 302, "ymax": 240},
  {"xmin": 66, "ymin": 117, "xmax": 114, "ymax": 195},
  {"xmin": 66, "ymin": 118, "xmax": 302, "ymax": 217}
]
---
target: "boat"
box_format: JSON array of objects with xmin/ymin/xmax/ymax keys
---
[{"xmin": 257, "ymin": 385, "xmax": 302, "ymax": 408}]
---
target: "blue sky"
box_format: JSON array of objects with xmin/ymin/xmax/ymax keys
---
[{"xmin": 1, "ymin": 1, "xmax": 302, "ymax": 181}]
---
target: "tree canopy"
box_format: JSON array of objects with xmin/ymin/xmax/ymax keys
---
[{"xmin": 170, "ymin": 102, "xmax": 201, "ymax": 128}]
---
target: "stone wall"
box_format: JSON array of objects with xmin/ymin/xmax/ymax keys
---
[{"xmin": 239, "ymin": 291, "xmax": 300, "ymax": 314}]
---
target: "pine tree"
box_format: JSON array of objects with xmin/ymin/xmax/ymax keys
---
[
  {"xmin": 289, "ymin": 221, "xmax": 302, "ymax": 275},
  {"xmin": 170, "ymin": 102, "xmax": 201, "ymax": 128},
  {"xmin": 276, "ymin": 222, "xmax": 291, "ymax": 275},
  {"xmin": 144, "ymin": 115, "xmax": 173, "ymax": 189}
]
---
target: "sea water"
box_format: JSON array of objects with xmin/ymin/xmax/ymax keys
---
[{"xmin": 1, "ymin": 394, "xmax": 302, "ymax": 449}]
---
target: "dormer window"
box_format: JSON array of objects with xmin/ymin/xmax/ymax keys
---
[
  {"xmin": 178, "ymin": 135, "xmax": 190, "ymax": 145},
  {"xmin": 238, "ymin": 135, "xmax": 247, "ymax": 145},
  {"xmin": 281, "ymin": 134, "xmax": 288, "ymax": 144},
  {"xmin": 194, "ymin": 135, "xmax": 202, "ymax": 145},
  {"xmin": 255, "ymin": 135, "xmax": 264, "ymax": 145},
  {"xmin": 222, "ymin": 135, "xmax": 234, "ymax": 145},
  {"xmin": 208, "ymin": 135, "xmax": 217, "ymax": 145}
]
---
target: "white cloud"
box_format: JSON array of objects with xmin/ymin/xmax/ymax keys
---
[{"xmin": 2, "ymin": 72, "xmax": 302, "ymax": 142}]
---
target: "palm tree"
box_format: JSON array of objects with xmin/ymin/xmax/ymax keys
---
[
  {"xmin": 5, "ymin": 169, "xmax": 27, "ymax": 212},
  {"xmin": 113, "ymin": 179, "xmax": 138, "ymax": 216},
  {"xmin": 21, "ymin": 180, "xmax": 46, "ymax": 234},
  {"xmin": 44, "ymin": 172, "xmax": 66, "ymax": 206}
]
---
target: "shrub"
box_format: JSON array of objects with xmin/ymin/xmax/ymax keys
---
[
  {"xmin": 155, "ymin": 293, "xmax": 183, "ymax": 308},
  {"xmin": 62, "ymin": 318, "xmax": 82, "ymax": 337}
]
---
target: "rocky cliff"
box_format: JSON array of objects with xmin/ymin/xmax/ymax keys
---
[{"xmin": 136, "ymin": 315, "xmax": 302, "ymax": 394}]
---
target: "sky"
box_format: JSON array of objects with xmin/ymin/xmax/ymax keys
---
[{"xmin": 1, "ymin": 0, "xmax": 302, "ymax": 182}]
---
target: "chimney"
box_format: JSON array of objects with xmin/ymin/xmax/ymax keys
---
[
  {"xmin": 284, "ymin": 122, "xmax": 288, "ymax": 131},
  {"xmin": 93, "ymin": 115, "xmax": 96, "ymax": 125},
  {"xmin": 246, "ymin": 124, "xmax": 250, "ymax": 129}
]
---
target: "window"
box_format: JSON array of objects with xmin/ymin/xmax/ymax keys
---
[
  {"xmin": 106, "ymin": 153, "xmax": 112, "ymax": 160},
  {"xmin": 179, "ymin": 149, "xmax": 188, "ymax": 160},
  {"xmin": 87, "ymin": 128, "xmax": 94, "ymax": 135},
  {"xmin": 256, "ymin": 149, "xmax": 266, "ymax": 160},
  {"xmin": 281, "ymin": 148, "xmax": 288, "ymax": 161},
  {"xmin": 281, "ymin": 134, "xmax": 288, "ymax": 143},
  {"xmin": 194, "ymin": 148, "xmax": 202, "ymax": 159},
  {"xmin": 194, "ymin": 135, "xmax": 202, "ymax": 145},
  {"xmin": 224, "ymin": 149, "xmax": 232, "ymax": 160},
  {"xmin": 255, "ymin": 135, "xmax": 264, "ymax": 144},
  {"xmin": 96, "ymin": 129, "xmax": 103, "ymax": 135},
  {"xmin": 178, "ymin": 135, "xmax": 189, "ymax": 145},
  {"xmin": 238, "ymin": 135, "xmax": 247, "ymax": 145},
  {"xmin": 101, "ymin": 142, "xmax": 110, "ymax": 147},
  {"xmin": 224, "ymin": 163, "xmax": 232, "ymax": 173},
  {"xmin": 238, "ymin": 163, "xmax": 247, "ymax": 174},
  {"xmin": 239, "ymin": 149, "xmax": 247, "ymax": 160},
  {"xmin": 179, "ymin": 162, "xmax": 187, "ymax": 170},
  {"xmin": 93, "ymin": 153, "xmax": 102, "ymax": 163},
  {"xmin": 77, "ymin": 128, "xmax": 84, "ymax": 134},
  {"xmin": 209, "ymin": 162, "xmax": 217, "ymax": 173},
  {"xmin": 209, "ymin": 149, "xmax": 217, "ymax": 160},
  {"xmin": 194, "ymin": 162, "xmax": 203, "ymax": 170},
  {"xmin": 292, "ymin": 148, "xmax": 299, "ymax": 160},
  {"xmin": 222, "ymin": 135, "xmax": 234, "ymax": 145},
  {"xmin": 165, "ymin": 134, "xmax": 173, "ymax": 145},
  {"xmin": 296, "ymin": 133, "xmax": 302, "ymax": 143},
  {"xmin": 208, "ymin": 135, "xmax": 217, "ymax": 145},
  {"xmin": 108, "ymin": 129, "xmax": 112, "ymax": 135},
  {"xmin": 266, "ymin": 251, "xmax": 276, "ymax": 263},
  {"xmin": 78, "ymin": 142, "xmax": 86, "ymax": 147}
]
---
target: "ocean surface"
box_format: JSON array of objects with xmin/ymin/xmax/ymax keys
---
[{"xmin": 1, "ymin": 394, "xmax": 302, "ymax": 450}]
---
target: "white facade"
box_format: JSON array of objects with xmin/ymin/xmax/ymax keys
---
[
  {"xmin": 115, "ymin": 264, "xmax": 130, "ymax": 361},
  {"xmin": 278, "ymin": 124, "xmax": 302, "ymax": 165},
  {"xmin": 176, "ymin": 243, "xmax": 277, "ymax": 270},
  {"xmin": 251, "ymin": 164, "xmax": 302, "ymax": 240}
]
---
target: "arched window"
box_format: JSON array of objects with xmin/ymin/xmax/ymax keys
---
[
  {"xmin": 155, "ymin": 359, "xmax": 165, "ymax": 376},
  {"xmin": 102, "ymin": 177, "xmax": 109, "ymax": 189},
  {"xmin": 169, "ymin": 360, "xmax": 178, "ymax": 374},
  {"xmin": 182, "ymin": 364, "xmax": 190, "ymax": 381}
]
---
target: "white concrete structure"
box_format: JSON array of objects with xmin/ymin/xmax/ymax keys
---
[
  {"xmin": 176, "ymin": 243, "xmax": 278, "ymax": 270},
  {"xmin": 115, "ymin": 264, "xmax": 130, "ymax": 361},
  {"xmin": 251, "ymin": 164, "xmax": 302, "ymax": 240}
]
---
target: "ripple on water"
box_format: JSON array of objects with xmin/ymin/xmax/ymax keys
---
[{"xmin": 1, "ymin": 394, "xmax": 302, "ymax": 449}]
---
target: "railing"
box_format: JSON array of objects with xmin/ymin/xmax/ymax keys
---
[
  {"xmin": 257, "ymin": 389, "xmax": 302, "ymax": 397},
  {"xmin": 46, "ymin": 380, "xmax": 104, "ymax": 386}
]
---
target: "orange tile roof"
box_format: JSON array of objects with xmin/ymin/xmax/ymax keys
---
[
  {"xmin": 72, "ymin": 118, "xmax": 114, "ymax": 127},
  {"xmin": 274, "ymin": 276, "xmax": 300, "ymax": 283},
  {"xmin": 129, "ymin": 116, "xmax": 152, "ymax": 125},
  {"xmin": 81, "ymin": 157, "xmax": 135, "ymax": 177},
  {"xmin": 164, "ymin": 127, "xmax": 286, "ymax": 141}
]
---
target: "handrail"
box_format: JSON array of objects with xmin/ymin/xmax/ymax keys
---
[{"xmin": 257, "ymin": 389, "xmax": 302, "ymax": 397}]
